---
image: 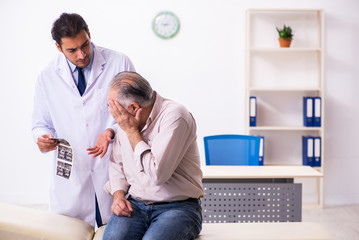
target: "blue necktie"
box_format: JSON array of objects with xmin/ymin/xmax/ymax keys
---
[{"xmin": 76, "ymin": 66, "xmax": 86, "ymax": 96}]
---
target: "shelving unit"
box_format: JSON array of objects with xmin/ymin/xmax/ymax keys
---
[{"xmin": 245, "ymin": 9, "xmax": 324, "ymax": 206}]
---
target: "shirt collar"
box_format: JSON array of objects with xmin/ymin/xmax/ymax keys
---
[
  {"xmin": 67, "ymin": 43, "xmax": 95, "ymax": 73},
  {"xmin": 142, "ymin": 92, "xmax": 162, "ymax": 131}
]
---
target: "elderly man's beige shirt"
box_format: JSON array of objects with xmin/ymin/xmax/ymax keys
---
[{"xmin": 104, "ymin": 93, "xmax": 204, "ymax": 203}]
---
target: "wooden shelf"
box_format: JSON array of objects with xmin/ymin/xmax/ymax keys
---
[
  {"xmin": 249, "ymin": 87, "xmax": 322, "ymax": 92},
  {"xmin": 202, "ymin": 165, "xmax": 323, "ymax": 179},
  {"xmin": 248, "ymin": 8, "xmax": 323, "ymax": 13},
  {"xmin": 250, "ymin": 48, "xmax": 322, "ymax": 52},
  {"xmin": 249, "ymin": 126, "xmax": 322, "ymax": 131}
]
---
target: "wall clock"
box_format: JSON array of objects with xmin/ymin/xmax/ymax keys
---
[{"xmin": 152, "ymin": 11, "xmax": 180, "ymax": 39}]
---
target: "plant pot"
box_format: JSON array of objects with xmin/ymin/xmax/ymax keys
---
[{"xmin": 278, "ymin": 38, "xmax": 292, "ymax": 48}]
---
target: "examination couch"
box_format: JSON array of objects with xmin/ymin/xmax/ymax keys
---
[{"xmin": 0, "ymin": 202, "xmax": 335, "ymax": 240}]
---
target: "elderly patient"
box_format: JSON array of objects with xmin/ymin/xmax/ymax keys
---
[{"xmin": 103, "ymin": 72, "xmax": 204, "ymax": 240}]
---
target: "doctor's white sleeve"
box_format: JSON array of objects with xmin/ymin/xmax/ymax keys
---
[{"xmin": 31, "ymin": 78, "xmax": 56, "ymax": 142}]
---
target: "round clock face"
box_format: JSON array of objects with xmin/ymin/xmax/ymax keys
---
[{"xmin": 152, "ymin": 11, "xmax": 180, "ymax": 39}]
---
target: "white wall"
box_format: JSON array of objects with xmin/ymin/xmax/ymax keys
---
[{"xmin": 0, "ymin": 0, "xmax": 358, "ymax": 206}]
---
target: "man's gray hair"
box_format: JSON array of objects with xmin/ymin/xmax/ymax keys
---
[{"xmin": 109, "ymin": 71, "xmax": 154, "ymax": 108}]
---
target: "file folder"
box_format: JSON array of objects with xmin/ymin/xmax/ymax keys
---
[
  {"xmin": 302, "ymin": 136, "xmax": 314, "ymax": 166},
  {"xmin": 258, "ymin": 136, "xmax": 264, "ymax": 165},
  {"xmin": 303, "ymin": 97, "xmax": 313, "ymax": 127},
  {"xmin": 250, "ymin": 96, "xmax": 257, "ymax": 127},
  {"xmin": 314, "ymin": 136, "xmax": 321, "ymax": 167},
  {"xmin": 313, "ymin": 97, "xmax": 322, "ymax": 127}
]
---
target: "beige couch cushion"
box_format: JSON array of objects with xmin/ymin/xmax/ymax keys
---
[
  {"xmin": 93, "ymin": 225, "xmax": 106, "ymax": 240},
  {"xmin": 0, "ymin": 202, "xmax": 94, "ymax": 240},
  {"xmin": 195, "ymin": 222, "xmax": 335, "ymax": 240},
  {"xmin": 92, "ymin": 222, "xmax": 335, "ymax": 240},
  {"xmin": 0, "ymin": 202, "xmax": 335, "ymax": 240}
]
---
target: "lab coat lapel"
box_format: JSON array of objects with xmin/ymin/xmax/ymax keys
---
[
  {"xmin": 54, "ymin": 46, "xmax": 106, "ymax": 95},
  {"xmin": 88, "ymin": 45, "xmax": 106, "ymax": 87},
  {"xmin": 55, "ymin": 54, "xmax": 78, "ymax": 92}
]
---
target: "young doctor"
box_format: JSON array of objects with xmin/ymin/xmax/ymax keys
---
[{"xmin": 31, "ymin": 13, "xmax": 135, "ymax": 227}]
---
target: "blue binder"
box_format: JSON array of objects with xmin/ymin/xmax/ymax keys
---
[
  {"xmin": 303, "ymin": 97, "xmax": 314, "ymax": 127},
  {"xmin": 250, "ymin": 96, "xmax": 257, "ymax": 127},
  {"xmin": 258, "ymin": 136, "xmax": 264, "ymax": 165},
  {"xmin": 313, "ymin": 97, "xmax": 322, "ymax": 127},
  {"xmin": 314, "ymin": 136, "xmax": 321, "ymax": 167},
  {"xmin": 302, "ymin": 136, "xmax": 314, "ymax": 166}
]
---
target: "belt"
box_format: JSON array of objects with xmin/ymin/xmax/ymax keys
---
[
  {"xmin": 129, "ymin": 196, "xmax": 199, "ymax": 205},
  {"xmin": 149, "ymin": 198, "xmax": 199, "ymax": 205}
]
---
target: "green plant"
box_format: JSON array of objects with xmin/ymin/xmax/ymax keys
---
[{"xmin": 276, "ymin": 25, "xmax": 293, "ymax": 39}]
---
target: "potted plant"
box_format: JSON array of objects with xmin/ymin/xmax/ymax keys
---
[{"xmin": 276, "ymin": 25, "xmax": 293, "ymax": 48}]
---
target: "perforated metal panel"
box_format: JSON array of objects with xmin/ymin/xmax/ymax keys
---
[{"xmin": 202, "ymin": 182, "xmax": 302, "ymax": 223}]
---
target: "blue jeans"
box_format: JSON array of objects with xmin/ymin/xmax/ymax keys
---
[{"xmin": 103, "ymin": 197, "xmax": 202, "ymax": 240}]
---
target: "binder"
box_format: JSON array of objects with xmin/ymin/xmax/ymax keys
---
[
  {"xmin": 302, "ymin": 136, "xmax": 314, "ymax": 166},
  {"xmin": 314, "ymin": 136, "xmax": 321, "ymax": 167},
  {"xmin": 249, "ymin": 96, "xmax": 257, "ymax": 127},
  {"xmin": 258, "ymin": 136, "xmax": 264, "ymax": 165},
  {"xmin": 303, "ymin": 97, "xmax": 313, "ymax": 127},
  {"xmin": 313, "ymin": 97, "xmax": 322, "ymax": 127}
]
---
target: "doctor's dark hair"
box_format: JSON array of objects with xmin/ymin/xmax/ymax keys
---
[
  {"xmin": 51, "ymin": 13, "xmax": 89, "ymax": 46},
  {"xmin": 110, "ymin": 72, "xmax": 155, "ymax": 108}
]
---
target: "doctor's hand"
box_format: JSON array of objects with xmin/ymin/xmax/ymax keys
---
[
  {"xmin": 87, "ymin": 128, "xmax": 114, "ymax": 158},
  {"xmin": 111, "ymin": 190, "xmax": 133, "ymax": 217},
  {"xmin": 37, "ymin": 134, "xmax": 59, "ymax": 152}
]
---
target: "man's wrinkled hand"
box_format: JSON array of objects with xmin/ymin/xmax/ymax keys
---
[
  {"xmin": 111, "ymin": 191, "xmax": 133, "ymax": 217},
  {"xmin": 108, "ymin": 100, "xmax": 142, "ymax": 134},
  {"xmin": 87, "ymin": 129, "xmax": 114, "ymax": 158}
]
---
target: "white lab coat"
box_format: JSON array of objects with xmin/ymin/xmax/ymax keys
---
[{"xmin": 32, "ymin": 44, "xmax": 135, "ymax": 226}]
